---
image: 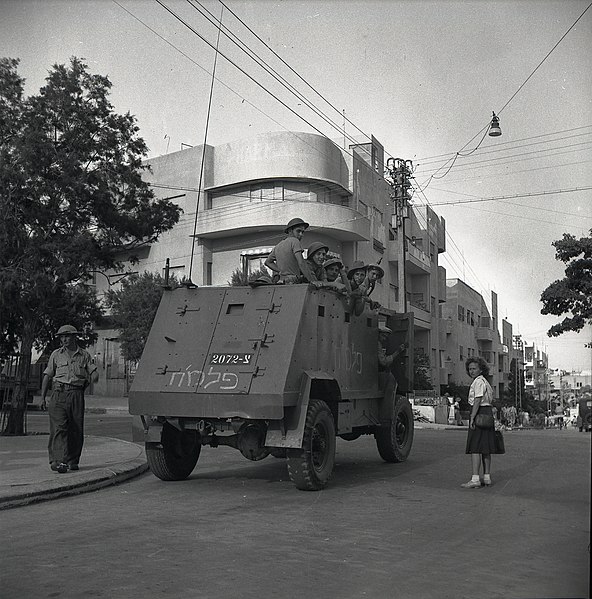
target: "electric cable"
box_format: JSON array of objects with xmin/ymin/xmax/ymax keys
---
[
  {"xmin": 187, "ymin": 4, "xmax": 223, "ymax": 284},
  {"xmin": 415, "ymin": 125, "xmax": 592, "ymax": 162},
  {"xmin": 418, "ymin": 3, "xmax": 592, "ymax": 190},
  {"xmin": 417, "ymin": 131, "xmax": 592, "ymax": 168}
]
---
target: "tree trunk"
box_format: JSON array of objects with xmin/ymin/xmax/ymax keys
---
[{"xmin": 2, "ymin": 320, "xmax": 35, "ymax": 436}]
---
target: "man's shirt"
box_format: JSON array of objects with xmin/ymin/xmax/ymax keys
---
[
  {"xmin": 44, "ymin": 346, "xmax": 96, "ymax": 388},
  {"xmin": 268, "ymin": 237, "xmax": 303, "ymax": 277}
]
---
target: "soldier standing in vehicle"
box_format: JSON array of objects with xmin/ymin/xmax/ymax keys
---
[
  {"xmin": 265, "ymin": 218, "xmax": 315, "ymax": 284},
  {"xmin": 41, "ymin": 325, "xmax": 98, "ymax": 473},
  {"xmin": 378, "ymin": 323, "xmax": 408, "ymax": 403}
]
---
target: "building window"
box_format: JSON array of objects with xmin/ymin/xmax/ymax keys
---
[
  {"xmin": 460, "ymin": 345, "xmax": 464, "ymax": 361},
  {"xmin": 206, "ymin": 262, "xmax": 212, "ymax": 285},
  {"xmin": 458, "ymin": 305, "xmax": 465, "ymax": 322}
]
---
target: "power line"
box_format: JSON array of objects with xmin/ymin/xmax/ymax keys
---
[
  {"xmin": 427, "ymin": 186, "xmax": 592, "ymax": 207},
  {"xmin": 429, "ymin": 187, "xmax": 592, "ymax": 219},
  {"xmin": 419, "ymin": 3, "xmax": 591, "ymax": 189},
  {"xmin": 497, "ymin": 2, "xmax": 592, "ymax": 116},
  {"xmin": 415, "ymin": 125, "xmax": 592, "ymax": 162},
  {"xmin": 417, "ymin": 131, "xmax": 592, "ymax": 168},
  {"xmin": 416, "ymin": 140, "xmax": 592, "ymax": 176},
  {"xmin": 216, "ymin": 0, "xmax": 372, "ymax": 144},
  {"xmin": 433, "ymin": 157, "xmax": 592, "ymax": 185},
  {"xmin": 185, "ymin": 0, "xmax": 359, "ymax": 149}
]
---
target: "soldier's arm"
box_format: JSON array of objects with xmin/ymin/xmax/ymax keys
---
[
  {"xmin": 295, "ymin": 252, "xmax": 315, "ymax": 283},
  {"xmin": 264, "ymin": 252, "xmax": 279, "ymax": 274}
]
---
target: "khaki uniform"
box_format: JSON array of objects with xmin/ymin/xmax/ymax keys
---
[{"xmin": 44, "ymin": 346, "xmax": 96, "ymax": 467}]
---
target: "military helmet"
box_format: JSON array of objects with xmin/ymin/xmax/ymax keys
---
[
  {"xmin": 56, "ymin": 324, "xmax": 80, "ymax": 336},
  {"xmin": 284, "ymin": 218, "xmax": 310, "ymax": 233}
]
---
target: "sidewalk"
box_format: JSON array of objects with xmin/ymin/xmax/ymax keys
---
[
  {"xmin": 1, "ymin": 395, "xmax": 147, "ymax": 510},
  {"xmin": 0, "ymin": 433, "xmax": 148, "ymax": 510}
]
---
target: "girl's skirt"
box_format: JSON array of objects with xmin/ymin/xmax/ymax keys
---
[{"xmin": 465, "ymin": 406, "xmax": 499, "ymax": 454}]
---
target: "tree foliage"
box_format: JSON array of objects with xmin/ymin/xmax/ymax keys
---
[
  {"xmin": 0, "ymin": 57, "xmax": 181, "ymax": 433},
  {"xmin": 540, "ymin": 229, "xmax": 592, "ymax": 336},
  {"xmin": 105, "ymin": 272, "xmax": 177, "ymax": 362},
  {"xmin": 413, "ymin": 349, "xmax": 432, "ymax": 390},
  {"xmin": 228, "ymin": 267, "xmax": 271, "ymax": 286}
]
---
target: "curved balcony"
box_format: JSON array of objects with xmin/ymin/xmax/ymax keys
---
[
  {"xmin": 193, "ymin": 201, "xmax": 370, "ymax": 242},
  {"xmin": 207, "ymin": 131, "xmax": 351, "ymax": 191}
]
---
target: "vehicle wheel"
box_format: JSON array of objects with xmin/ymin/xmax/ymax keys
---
[
  {"xmin": 146, "ymin": 422, "xmax": 201, "ymax": 481},
  {"xmin": 375, "ymin": 397, "xmax": 414, "ymax": 463},
  {"xmin": 287, "ymin": 399, "xmax": 336, "ymax": 491}
]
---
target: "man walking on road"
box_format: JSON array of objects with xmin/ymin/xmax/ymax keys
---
[{"xmin": 41, "ymin": 325, "xmax": 98, "ymax": 473}]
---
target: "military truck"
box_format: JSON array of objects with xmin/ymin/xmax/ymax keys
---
[{"xmin": 129, "ymin": 283, "xmax": 414, "ymax": 490}]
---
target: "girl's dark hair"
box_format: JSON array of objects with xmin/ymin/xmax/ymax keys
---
[{"xmin": 465, "ymin": 356, "xmax": 490, "ymax": 377}]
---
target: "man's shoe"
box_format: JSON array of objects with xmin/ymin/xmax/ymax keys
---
[
  {"xmin": 50, "ymin": 462, "xmax": 59, "ymax": 472},
  {"xmin": 461, "ymin": 480, "xmax": 482, "ymax": 489},
  {"xmin": 68, "ymin": 464, "xmax": 79, "ymax": 471}
]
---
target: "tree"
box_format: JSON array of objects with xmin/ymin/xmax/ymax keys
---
[
  {"xmin": 105, "ymin": 272, "xmax": 177, "ymax": 362},
  {"xmin": 0, "ymin": 57, "xmax": 181, "ymax": 434},
  {"xmin": 541, "ymin": 229, "xmax": 592, "ymax": 336},
  {"xmin": 228, "ymin": 267, "xmax": 271, "ymax": 286},
  {"xmin": 413, "ymin": 349, "xmax": 432, "ymax": 390}
]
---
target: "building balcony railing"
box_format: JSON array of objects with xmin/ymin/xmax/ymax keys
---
[
  {"xmin": 405, "ymin": 242, "xmax": 431, "ymax": 274},
  {"xmin": 192, "ymin": 201, "xmax": 370, "ymax": 242}
]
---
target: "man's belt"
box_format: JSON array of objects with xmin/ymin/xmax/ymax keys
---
[{"xmin": 53, "ymin": 382, "xmax": 84, "ymax": 391}]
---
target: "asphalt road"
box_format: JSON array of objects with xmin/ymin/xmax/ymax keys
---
[{"xmin": 1, "ymin": 423, "xmax": 589, "ymax": 599}]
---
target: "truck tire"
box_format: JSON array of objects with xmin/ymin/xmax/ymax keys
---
[
  {"xmin": 375, "ymin": 397, "xmax": 414, "ymax": 463},
  {"xmin": 146, "ymin": 423, "xmax": 201, "ymax": 481},
  {"xmin": 287, "ymin": 399, "xmax": 336, "ymax": 491}
]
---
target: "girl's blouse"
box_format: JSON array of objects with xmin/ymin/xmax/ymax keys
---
[{"xmin": 468, "ymin": 375, "xmax": 493, "ymax": 406}]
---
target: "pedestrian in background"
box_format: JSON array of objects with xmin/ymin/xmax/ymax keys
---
[
  {"xmin": 41, "ymin": 325, "xmax": 98, "ymax": 473},
  {"xmin": 461, "ymin": 356, "xmax": 498, "ymax": 488},
  {"xmin": 454, "ymin": 396, "xmax": 463, "ymax": 426}
]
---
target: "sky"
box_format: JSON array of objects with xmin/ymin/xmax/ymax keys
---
[{"xmin": 1, "ymin": 0, "xmax": 591, "ymax": 371}]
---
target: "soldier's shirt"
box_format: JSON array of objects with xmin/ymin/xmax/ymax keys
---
[
  {"xmin": 268, "ymin": 237, "xmax": 303, "ymax": 277},
  {"xmin": 44, "ymin": 346, "xmax": 97, "ymax": 387}
]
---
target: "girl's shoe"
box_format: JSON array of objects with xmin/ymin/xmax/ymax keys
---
[{"xmin": 461, "ymin": 480, "xmax": 482, "ymax": 489}]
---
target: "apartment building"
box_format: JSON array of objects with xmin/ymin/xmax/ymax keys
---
[
  {"xmin": 524, "ymin": 343, "xmax": 549, "ymax": 405},
  {"xmin": 440, "ymin": 279, "xmax": 509, "ymax": 399},
  {"xmin": 90, "ymin": 131, "xmax": 447, "ymax": 395}
]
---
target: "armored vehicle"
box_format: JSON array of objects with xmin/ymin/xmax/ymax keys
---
[{"xmin": 129, "ymin": 283, "xmax": 414, "ymax": 490}]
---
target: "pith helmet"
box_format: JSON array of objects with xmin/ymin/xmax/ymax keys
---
[
  {"xmin": 367, "ymin": 263, "xmax": 385, "ymax": 279},
  {"xmin": 347, "ymin": 260, "xmax": 367, "ymax": 280},
  {"xmin": 284, "ymin": 218, "xmax": 309, "ymax": 233},
  {"xmin": 56, "ymin": 324, "xmax": 80, "ymax": 336},
  {"xmin": 323, "ymin": 257, "xmax": 343, "ymax": 270},
  {"xmin": 306, "ymin": 241, "xmax": 329, "ymax": 260}
]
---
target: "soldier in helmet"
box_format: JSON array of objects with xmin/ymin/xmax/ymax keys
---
[
  {"xmin": 305, "ymin": 241, "xmax": 329, "ymax": 282},
  {"xmin": 265, "ymin": 218, "xmax": 315, "ymax": 284},
  {"xmin": 41, "ymin": 325, "xmax": 98, "ymax": 474}
]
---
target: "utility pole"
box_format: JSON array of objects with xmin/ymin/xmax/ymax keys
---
[{"xmin": 387, "ymin": 157, "xmax": 413, "ymax": 313}]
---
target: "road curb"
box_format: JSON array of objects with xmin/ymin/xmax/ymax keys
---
[{"xmin": 0, "ymin": 459, "xmax": 149, "ymax": 511}]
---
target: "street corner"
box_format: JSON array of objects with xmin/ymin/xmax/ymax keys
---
[{"xmin": 0, "ymin": 435, "xmax": 148, "ymax": 510}]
